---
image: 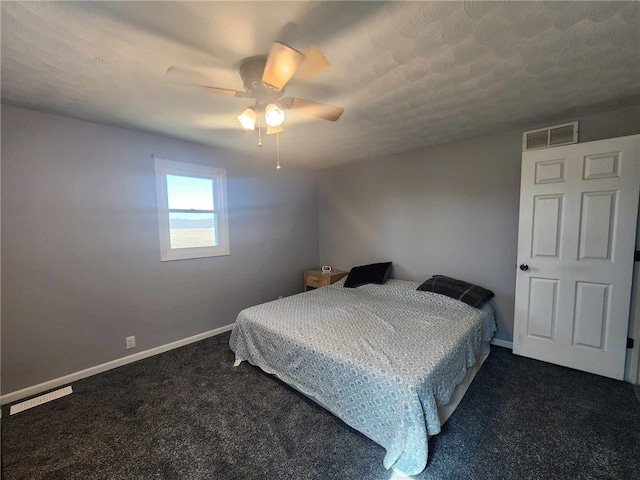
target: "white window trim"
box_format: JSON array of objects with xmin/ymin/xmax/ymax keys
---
[{"xmin": 154, "ymin": 158, "xmax": 230, "ymax": 261}]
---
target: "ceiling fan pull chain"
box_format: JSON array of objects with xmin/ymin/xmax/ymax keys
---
[
  {"xmin": 276, "ymin": 132, "xmax": 281, "ymax": 171},
  {"xmin": 257, "ymin": 115, "xmax": 263, "ymax": 147}
]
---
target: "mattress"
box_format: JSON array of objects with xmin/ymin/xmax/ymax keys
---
[{"xmin": 229, "ymin": 278, "xmax": 496, "ymax": 475}]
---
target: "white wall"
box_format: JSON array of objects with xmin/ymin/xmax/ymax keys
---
[
  {"xmin": 318, "ymin": 104, "xmax": 640, "ymax": 343},
  {"xmin": 1, "ymin": 105, "xmax": 319, "ymax": 394}
]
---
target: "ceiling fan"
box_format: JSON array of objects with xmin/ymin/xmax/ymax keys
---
[{"xmin": 168, "ymin": 42, "xmax": 345, "ymax": 134}]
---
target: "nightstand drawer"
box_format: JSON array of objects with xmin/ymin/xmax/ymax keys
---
[
  {"xmin": 304, "ymin": 269, "xmax": 348, "ymax": 291},
  {"xmin": 306, "ymin": 274, "xmax": 328, "ymax": 289}
]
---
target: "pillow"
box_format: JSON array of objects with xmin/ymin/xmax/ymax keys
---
[
  {"xmin": 343, "ymin": 262, "xmax": 392, "ymax": 288},
  {"xmin": 417, "ymin": 275, "xmax": 494, "ymax": 308}
]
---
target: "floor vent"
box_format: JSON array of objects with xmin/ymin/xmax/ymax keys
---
[
  {"xmin": 523, "ymin": 121, "xmax": 578, "ymax": 151},
  {"xmin": 9, "ymin": 386, "xmax": 73, "ymax": 415}
]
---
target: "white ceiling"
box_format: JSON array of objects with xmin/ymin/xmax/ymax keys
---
[{"xmin": 2, "ymin": 1, "xmax": 639, "ymax": 169}]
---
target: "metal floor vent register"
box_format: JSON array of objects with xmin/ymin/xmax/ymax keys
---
[
  {"xmin": 9, "ymin": 386, "xmax": 73, "ymax": 415},
  {"xmin": 523, "ymin": 121, "xmax": 578, "ymax": 151}
]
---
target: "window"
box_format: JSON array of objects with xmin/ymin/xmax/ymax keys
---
[{"xmin": 154, "ymin": 158, "xmax": 230, "ymax": 261}]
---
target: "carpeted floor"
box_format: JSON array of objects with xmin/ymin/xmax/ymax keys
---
[{"xmin": 2, "ymin": 332, "xmax": 639, "ymax": 480}]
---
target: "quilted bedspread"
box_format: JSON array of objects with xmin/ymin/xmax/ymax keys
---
[{"xmin": 229, "ymin": 279, "xmax": 496, "ymax": 475}]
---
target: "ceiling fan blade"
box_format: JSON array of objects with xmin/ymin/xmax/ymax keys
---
[
  {"xmin": 202, "ymin": 87, "xmax": 248, "ymax": 97},
  {"xmin": 166, "ymin": 66, "xmax": 248, "ymax": 97},
  {"xmin": 281, "ymin": 97, "xmax": 344, "ymax": 122},
  {"xmin": 262, "ymin": 42, "xmax": 304, "ymax": 91},
  {"xmin": 296, "ymin": 46, "xmax": 331, "ymax": 80}
]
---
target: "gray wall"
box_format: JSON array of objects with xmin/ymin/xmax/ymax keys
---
[
  {"xmin": 1, "ymin": 105, "xmax": 319, "ymax": 394},
  {"xmin": 3, "ymin": 103, "xmax": 639, "ymax": 394},
  {"xmin": 318, "ymin": 104, "xmax": 640, "ymax": 343}
]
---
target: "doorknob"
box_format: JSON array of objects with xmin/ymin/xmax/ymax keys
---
[{"xmin": 519, "ymin": 264, "xmax": 529, "ymax": 271}]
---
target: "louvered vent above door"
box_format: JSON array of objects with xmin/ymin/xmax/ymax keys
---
[{"xmin": 523, "ymin": 121, "xmax": 579, "ymax": 151}]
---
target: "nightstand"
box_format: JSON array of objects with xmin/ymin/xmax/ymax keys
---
[{"xmin": 304, "ymin": 269, "xmax": 348, "ymax": 291}]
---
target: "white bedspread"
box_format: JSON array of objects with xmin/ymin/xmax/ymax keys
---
[{"xmin": 229, "ymin": 279, "xmax": 496, "ymax": 475}]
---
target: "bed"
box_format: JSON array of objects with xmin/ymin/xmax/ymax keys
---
[{"xmin": 229, "ymin": 278, "xmax": 497, "ymax": 476}]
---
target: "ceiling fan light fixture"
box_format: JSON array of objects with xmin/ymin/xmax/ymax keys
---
[
  {"xmin": 266, "ymin": 124, "xmax": 283, "ymax": 135},
  {"xmin": 237, "ymin": 107, "xmax": 257, "ymax": 130},
  {"xmin": 265, "ymin": 103, "xmax": 285, "ymax": 127},
  {"xmin": 262, "ymin": 42, "xmax": 304, "ymax": 91}
]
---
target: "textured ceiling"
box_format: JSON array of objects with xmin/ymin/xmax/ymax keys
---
[{"xmin": 2, "ymin": 1, "xmax": 639, "ymax": 169}]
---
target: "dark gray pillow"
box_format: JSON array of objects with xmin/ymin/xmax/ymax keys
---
[
  {"xmin": 344, "ymin": 262, "xmax": 392, "ymax": 288},
  {"xmin": 417, "ymin": 275, "xmax": 494, "ymax": 308}
]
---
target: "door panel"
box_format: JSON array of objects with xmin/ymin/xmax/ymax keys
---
[
  {"xmin": 532, "ymin": 195, "xmax": 563, "ymax": 258},
  {"xmin": 578, "ymin": 191, "xmax": 617, "ymax": 261},
  {"xmin": 535, "ymin": 158, "xmax": 566, "ymax": 184},
  {"xmin": 514, "ymin": 135, "xmax": 640, "ymax": 380},
  {"xmin": 527, "ymin": 278, "xmax": 558, "ymax": 339},
  {"xmin": 572, "ymin": 282, "xmax": 609, "ymax": 349},
  {"xmin": 583, "ymin": 152, "xmax": 619, "ymax": 180}
]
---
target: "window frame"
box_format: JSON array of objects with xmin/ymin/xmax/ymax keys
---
[{"xmin": 154, "ymin": 158, "xmax": 230, "ymax": 261}]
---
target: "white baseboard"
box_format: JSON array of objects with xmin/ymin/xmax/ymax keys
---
[
  {"xmin": 491, "ymin": 338, "xmax": 513, "ymax": 349},
  {"xmin": 1, "ymin": 323, "xmax": 235, "ymax": 406}
]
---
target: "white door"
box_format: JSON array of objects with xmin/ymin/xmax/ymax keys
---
[{"xmin": 514, "ymin": 135, "xmax": 640, "ymax": 380}]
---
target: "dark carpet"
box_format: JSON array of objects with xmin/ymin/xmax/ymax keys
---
[{"xmin": 2, "ymin": 332, "xmax": 639, "ymax": 480}]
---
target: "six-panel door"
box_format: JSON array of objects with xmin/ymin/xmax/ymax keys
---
[{"xmin": 513, "ymin": 135, "xmax": 640, "ymax": 380}]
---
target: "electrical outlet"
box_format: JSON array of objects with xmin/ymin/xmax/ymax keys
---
[{"xmin": 126, "ymin": 336, "xmax": 136, "ymax": 350}]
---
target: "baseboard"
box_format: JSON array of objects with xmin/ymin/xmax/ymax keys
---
[
  {"xmin": 491, "ymin": 338, "xmax": 513, "ymax": 349},
  {"xmin": 0, "ymin": 323, "xmax": 235, "ymax": 406}
]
